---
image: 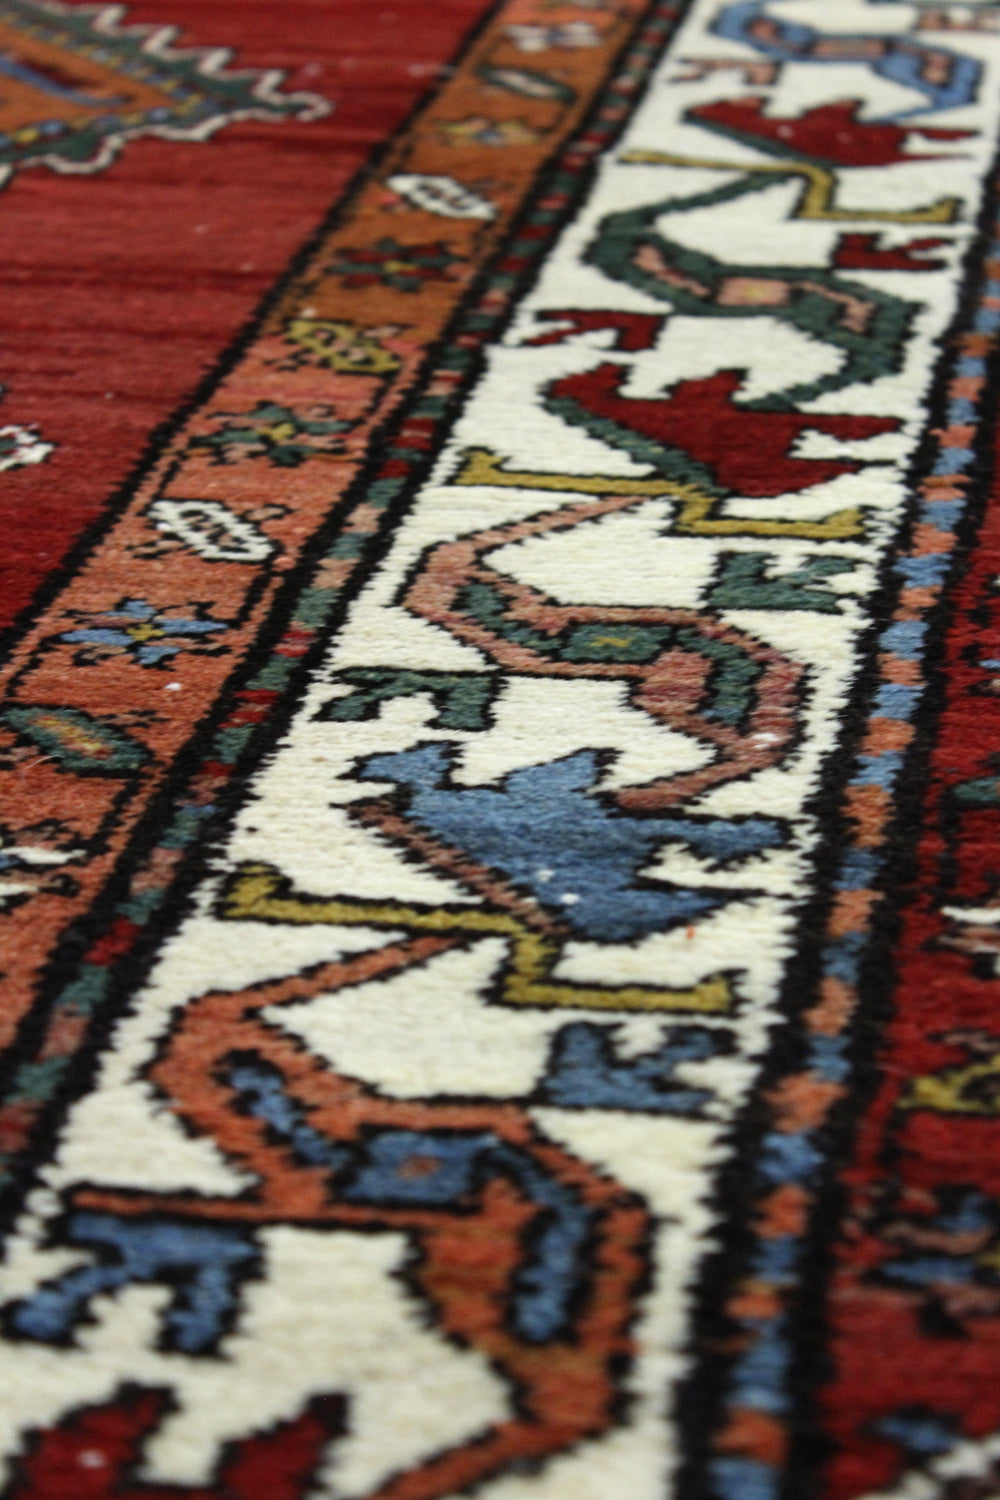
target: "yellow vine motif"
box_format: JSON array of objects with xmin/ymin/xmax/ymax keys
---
[
  {"xmin": 452, "ymin": 446, "xmax": 865, "ymax": 540},
  {"xmin": 903, "ymin": 1052, "xmax": 1000, "ymax": 1116},
  {"xmin": 618, "ymin": 149, "xmax": 961, "ymax": 225},
  {"xmin": 283, "ymin": 317, "xmax": 402, "ymax": 374},
  {"xmin": 221, "ymin": 862, "xmax": 737, "ymax": 1015}
]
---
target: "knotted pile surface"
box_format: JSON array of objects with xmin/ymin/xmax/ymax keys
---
[{"xmin": 1, "ymin": 3, "xmax": 999, "ymax": 1497}]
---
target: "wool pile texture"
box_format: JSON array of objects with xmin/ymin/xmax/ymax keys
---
[{"xmin": 5, "ymin": 1, "xmax": 1000, "ymax": 1496}]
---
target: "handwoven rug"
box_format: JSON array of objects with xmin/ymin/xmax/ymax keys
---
[{"xmin": 5, "ymin": 1, "xmax": 1000, "ymax": 1496}]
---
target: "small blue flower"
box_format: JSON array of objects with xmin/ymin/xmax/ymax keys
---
[{"xmin": 57, "ymin": 598, "xmax": 228, "ymax": 668}]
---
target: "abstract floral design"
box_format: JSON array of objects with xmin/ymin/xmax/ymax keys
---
[{"xmin": 55, "ymin": 598, "xmax": 229, "ymax": 668}]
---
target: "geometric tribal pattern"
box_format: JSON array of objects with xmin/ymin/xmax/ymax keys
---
[
  {"xmin": 3, "ymin": 3, "xmax": 1000, "ymax": 1498},
  {"xmin": 0, "ymin": 1, "xmax": 327, "ymax": 191}
]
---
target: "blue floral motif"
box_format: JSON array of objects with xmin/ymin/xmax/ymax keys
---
[{"xmin": 56, "ymin": 598, "xmax": 228, "ymax": 668}]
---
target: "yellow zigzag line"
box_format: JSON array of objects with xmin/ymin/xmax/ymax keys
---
[
  {"xmin": 618, "ymin": 149, "xmax": 961, "ymax": 225},
  {"xmin": 222, "ymin": 863, "xmax": 737, "ymax": 1015},
  {"xmin": 453, "ymin": 447, "xmax": 864, "ymax": 540}
]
